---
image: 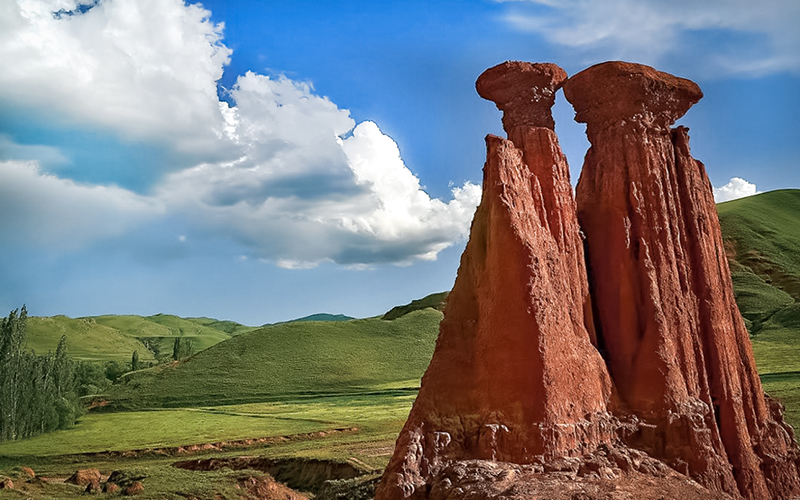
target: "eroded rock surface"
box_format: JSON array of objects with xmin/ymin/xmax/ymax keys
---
[
  {"xmin": 375, "ymin": 62, "xmax": 616, "ymax": 500},
  {"xmin": 377, "ymin": 60, "xmax": 800, "ymax": 500},
  {"xmin": 565, "ymin": 60, "xmax": 800, "ymax": 500}
]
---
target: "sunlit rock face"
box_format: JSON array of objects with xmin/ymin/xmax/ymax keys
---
[
  {"xmin": 375, "ymin": 62, "xmax": 617, "ymax": 500},
  {"xmin": 376, "ymin": 60, "xmax": 800, "ymax": 500},
  {"xmin": 565, "ymin": 61, "xmax": 800, "ymax": 500}
]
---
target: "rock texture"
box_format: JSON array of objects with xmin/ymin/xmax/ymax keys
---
[
  {"xmin": 65, "ymin": 468, "xmax": 101, "ymax": 487},
  {"xmin": 564, "ymin": 61, "xmax": 800, "ymax": 500},
  {"xmin": 377, "ymin": 60, "xmax": 800, "ymax": 500},
  {"xmin": 375, "ymin": 62, "xmax": 617, "ymax": 500}
]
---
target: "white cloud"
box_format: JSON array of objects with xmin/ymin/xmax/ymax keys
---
[
  {"xmin": 157, "ymin": 73, "xmax": 481, "ymax": 266},
  {"xmin": 714, "ymin": 177, "xmax": 759, "ymax": 203},
  {"xmin": 500, "ymin": 0, "xmax": 800, "ymax": 76},
  {"xmin": 0, "ymin": 0, "xmax": 481, "ymax": 267},
  {"xmin": 0, "ymin": 0, "xmax": 232, "ymax": 152},
  {"xmin": 0, "ymin": 160, "xmax": 163, "ymax": 249}
]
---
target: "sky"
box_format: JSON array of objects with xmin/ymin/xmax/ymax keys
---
[{"xmin": 1, "ymin": 0, "xmax": 798, "ymax": 325}]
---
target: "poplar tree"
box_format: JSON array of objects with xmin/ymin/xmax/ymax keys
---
[
  {"xmin": 0, "ymin": 306, "xmax": 27, "ymax": 441},
  {"xmin": 1, "ymin": 308, "xmax": 80, "ymax": 441}
]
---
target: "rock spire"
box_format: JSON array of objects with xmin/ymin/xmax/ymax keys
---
[
  {"xmin": 376, "ymin": 60, "xmax": 800, "ymax": 500},
  {"xmin": 564, "ymin": 60, "xmax": 800, "ymax": 500},
  {"xmin": 375, "ymin": 61, "xmax": 617, "ymax": 500}
]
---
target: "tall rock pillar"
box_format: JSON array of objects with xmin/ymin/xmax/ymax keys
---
[
  {"xmin": 564, "ymin": 61, "xmax": 800, "ymax": 500},
  {"xmin": 375, "ymin": 61, "xmax": 616, "ymax": 500}
]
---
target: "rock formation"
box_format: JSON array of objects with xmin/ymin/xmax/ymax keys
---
[
  {"xmin": 564, "ymin": 61, "xmax": 800, "ymax": 500},
  {"xmin": 375, "ymin": 61, "xmax": 617, "ymax": 500},
  {"xmin": 376, "ymin": 60, "xmax": 800, "ymax": 500}
]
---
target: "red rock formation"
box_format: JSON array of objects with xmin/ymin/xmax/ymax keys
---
[
  {"xmin": 375, "ymin": 62, "xmax": 617, "ymax": 500},
  {"xmin": 564, "ymin": 61, "xmax": 800, "ymax": 500}
]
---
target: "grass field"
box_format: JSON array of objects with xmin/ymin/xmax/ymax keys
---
[
  {"xmin": 0, "ymin": 392, "xmax": 414, "ymax": 460},
  {"xmin": 0, "ymin": 392, "xmax": 413, "ymax": 499}
]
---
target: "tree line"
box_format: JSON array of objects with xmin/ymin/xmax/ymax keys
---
[{"xmin": 0, "ymin": 306, "xmax": 81, "ymax": 441}]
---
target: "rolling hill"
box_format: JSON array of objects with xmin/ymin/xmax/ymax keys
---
[
  {"xmin": 26, "ymin": 316, "xmax": 156, "ymax": 363},
  {"xmin": 24, "ymin": 310, "xmax": 365, "ymax": 364},
  {"xmin": 25, "ymin": 314, "xmax": 256, "ymax": 363},
  {"xmin": 717, "ymin": 190, "xmax": 800, "ymax": 374},
  {"xmin": 92, "ymin": 314, "xmax": 233, "ymax": 357},
  {"xmin": 718, "ymin": 189, "xmax": 800, "ymax": 332},
  {"xmin": 101, "ymin": 308, "xmax": 443, "ymax": 409},
  {"xmin": 717, "ymin": 189, "xmax": 800, "ymax": 426}
]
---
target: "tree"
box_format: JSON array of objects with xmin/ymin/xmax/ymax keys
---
[
  {"xmin": 1, "ymin": 306, "xmax": 27, "ymax": 441},
  {"xmin": 141, "ymin": 338, "xmax": 161, "ymax": 360},
  {"xmin": 104, "ymin": 361, "xmax": 125, "ymax": 383},
  {"xmin": 172, "ymin": 337, "xmax": 194, "ymax": 361},
  {"xmin": 0, "ymin": 308, "xmax": 80, "ymax": 441},
  {"xmin": 131, "ymin": 350, "xmax": 140, "ymax": 371},
  {"xmin": 75, "ymin": 360, "xmax": 110, "ymax": 396}
]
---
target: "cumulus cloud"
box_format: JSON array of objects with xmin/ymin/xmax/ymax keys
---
[
  {"xmin": 158, "ymin": 72, "xmax": 481, "ymax": 267},
  {"xmin": 0, "ymin": 0, "xmax": 232, "ymax": 152},
  {"xmin": 499, "ymin": 0, "xmax": 800, "ymax": 76},
  {"xmin": 0, "ymin": 2, "xmax": 481, "ymax": 266},
  {"xmin": 714, "ymin": 177, "xmax": 759, "ymax": 203},
  {"xmin": 0, "ymin": 160, "xmax": 163, "ymax": 248}
]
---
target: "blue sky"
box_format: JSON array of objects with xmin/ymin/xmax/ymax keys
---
[{"xmin": 1, "ymin": 0, "xmax": 798, "ymax": 325}]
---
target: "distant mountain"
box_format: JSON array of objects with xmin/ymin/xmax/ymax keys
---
[{"xmin": 289, "ymin": 313, "xmax": 355, "ymax": 322}]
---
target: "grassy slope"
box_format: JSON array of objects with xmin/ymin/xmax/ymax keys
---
[
  {"xmin": 93, "ymin": 314, "xmax": 232, "ymax": 354},
  {"xmin": 26, "ymin": 316, "xmax": 155, "ymax": 363},
  {"xmin": 24, "ymin": 314, "xmax": 259, "ymax": 363},
  {"xmin": 102, "ymin": 310, "xmax": 442, "ymax": 409},
  {"xmin": 189, "ymin": 317, "xmax": 260, "ymax": 336},
  {"xmin": 718, "ymin": 189, "xmax": 800, "ymax": 332},
  {"xmin": 717, "ymin": 190, "xmax": 800, "ymax": 428},
  {"xmin": 382, "ymin": 292, "xmax": 448, "ymax": 320}
]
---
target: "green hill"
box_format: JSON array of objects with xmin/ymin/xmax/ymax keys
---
[
  {"xmin": 26, "ymin": 314, "xmax": 255, "ymax": 363},
  {"xmin": 26, "ymin": 316, "xmax": 155, "ymax": 363},
  {"xmin": 101, "ymin": 309, "xmax": 442, "ymax": 409},
  {"xmin": 188, "ymin": 317, "xmax": 260, "ymax": 335},
  {"xmin": 718, "ymin": 190, "xmax": 800, "ymax": 340},
  {"xmin": 93, "ymin": 313, "xmax": 231, "ymax": 354},
  {"xmin": 717, "ymin": 189, "xmax": 800, "ymax": 406},
  {"xmin": 382, "ymin": 292, "xmax": 448, "ymax": 320}
]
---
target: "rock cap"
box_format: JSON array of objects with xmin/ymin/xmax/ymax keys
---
[
  {"xmin": 563, "ymin": 61, "xmax": 702, "ymax": 130},
  {"xmin": 476, "ymin": 61, "xmax": 567, "ymax": 133}
]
